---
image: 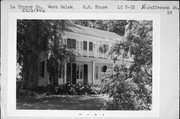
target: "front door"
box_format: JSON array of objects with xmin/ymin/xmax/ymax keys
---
[
  {"xmin": 84, "ymin": 64, "xmax": 88, "ymax": 85},
  {"xmin": 66, "ymin": 63, "xmax": 71, "ymax": 83},
  {"xmin": 72, "ymin": 63, "xmax": 77, "ymax": 84}
]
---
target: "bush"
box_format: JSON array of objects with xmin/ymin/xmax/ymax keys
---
[
  {"xmin": 16, "ymin": 80, "xmax": 24, "ymax": 92},
  {"xmin": 101, "ymin": 66, "xmax": 152, "ymax": 110},
  {"xmin": 34, "ymin": 86, "xmax": 48, "ymax": 94},
  {"xmin": 47, "ymin": 83, "xmax": 99, "ymax": 95},
  {"xmin": 16, "ymin": 89, "xmax": 38, "ymax": 101},
  {"xmin": 16, "ymin": 81, "xmax": 103, "ymax": 98}
]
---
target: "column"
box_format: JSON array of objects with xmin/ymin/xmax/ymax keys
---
[
  {"xmin": 92, "ymin": 61, "xmax": 95, "ymax": 84},
  {"xmin": 87, "ymin": 41, "xmax": 89, "ymax": 57},
  {"xmin": 57, "ymin": 62, "xmax": 59, "ymax": 85},
  {"xmin": 64, "ymin": 61, "xmax": 67, "ymax": 83}
]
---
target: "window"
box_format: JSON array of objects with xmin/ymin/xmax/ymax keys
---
[
  {"xmin": 80, "ymin": 41, "xmax": 83, "ymax": 50},
  {"xmin": 80, "ymin": 65, "xmax": 83, "ymax": 79},
  {"xmin": 63, "ymin": 38, "xmax": 67, "ymax": 44},
  {"xmin": 58, "ymin": 65, "xmax": 62, "ymax": 78},
  {"xmin": 39, "ymin": 61, "xmax": 45, "ymax": 77},
  {"xmin": 67, "ymin": 38, "xmax": 76, "ymax": 49},
  {"xmin": 89, "ymin": 42, "xmax": 93, "ymax": 51},
  {"xmin": 72, "ymin": 39, "xmax": 76, "ymax": 49},
  {"xmin": 93, "ymin": 44, "xmax": 96, "ymax": 51},
  {"xmin": 99, "ymin": 44, "xmax": 109, "ymax": 54},
  {"xmin": 95, "ymin": 66, "xmax": 98, "ymax": 79},
  {"xmin": 83, "ymin": 41, "xmax": 87, "ymax": 50},
  {"xmin": 101, "ymin": 66, "xmax": 107, "ymax": 72},
  {"xmin": 76, "ymin": 65, "xmax": 79, "ymax": 79},
  {"xmin": 76, "ymin": 41, "xmax": 79, "ymax": 50},
  {"xmin": 76, "ymin": 65, "xmax": 83, "ymax": 79},
  {"xmin": 67, "ymin": 38, "xmax": 71, "ymax": 48}
]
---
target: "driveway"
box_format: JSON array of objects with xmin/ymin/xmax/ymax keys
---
[{"xmin": 17, "ymin": 94, "xmax": 112, "ymax": 110}]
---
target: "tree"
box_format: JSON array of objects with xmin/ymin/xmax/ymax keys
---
[
  {"xmin": 102, "ymin": 20, "xmax": 152, "ymax": 110},
  {"xmin": 17, "ymin": 20, "xmax": 76, "ymax": 89},
  {"xmin": 72, "ymin": 20, "xmax": 152, "ymax": 110}
]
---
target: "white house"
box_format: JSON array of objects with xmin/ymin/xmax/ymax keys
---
[{"xmin": 38, "ymin": 24, "xmax": 133, "ymax": 86}]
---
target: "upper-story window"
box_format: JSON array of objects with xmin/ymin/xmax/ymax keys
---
[
  {"xmin": 83, "ymin": 41, "xmax": 87, "ymax": 50},
  {"xmin": 63, "ymin": 38, "xmax": 67, "ymax": 44},
  {"xmin": 80, "ymin": 41, "xmax": 83, "ymax": 50},
  {"xmin": 99, "ymin": 44, "xmax": 109, "ymax": 54},
  {"xmin": 89, "ymin": 42, "xmax": 93, "ymax": 51},
  {"xmin": 93, "ymin": 44, "xmax": 96, "ymax": 51},
  {"xmin": 101, "ymin": 66, "xmax": 107, "ymax": 72},
  {"xmin": 76, "ymin": 41, "xmax": 79, "ymax": 50},
  {"xmin": 67, "ymin": 38, "xmax": 76, "ymax": 49}
]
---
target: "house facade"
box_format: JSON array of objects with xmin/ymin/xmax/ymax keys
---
[{"xmin": 38, "ymin": 25, "xmax": 133, "ymax": 86}]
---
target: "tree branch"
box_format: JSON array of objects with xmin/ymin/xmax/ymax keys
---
[{"xmin": 144, "ymin": 66, "xmax": 152, "ymax": 77}]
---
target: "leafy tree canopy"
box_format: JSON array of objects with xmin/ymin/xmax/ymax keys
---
[
  {"xmin": 17, "ymin": 20, "xmax": 76, "ymax": 88},
  {"xmin": 100, "ymin": 20, "xmax": 153, "ymax": 110}
]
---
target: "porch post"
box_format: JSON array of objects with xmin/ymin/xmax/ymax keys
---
[
  {"xmin": 57, "ymin": 62, "xmax": 59, "ymax": 85},
  {"xmin": 92, "ymin": 61, "xmax": 95, "ymax": 84},
  {"xmin": 64, "ymin": 61, "xmax": 67, "ymax": 83}
]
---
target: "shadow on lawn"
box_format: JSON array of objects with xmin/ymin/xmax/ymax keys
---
[{"xmin": 17, "ymin": 95, "xmax": 111, "ymax": 110}]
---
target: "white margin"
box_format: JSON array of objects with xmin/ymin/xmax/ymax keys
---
[{"xmin": 7, "ymin": 13, "xmax": 160, "ymax": 118}]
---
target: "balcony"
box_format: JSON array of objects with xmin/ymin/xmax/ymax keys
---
[{"xmin": 75, "ymin": 49, "xmax": 111, "ymax": 59}]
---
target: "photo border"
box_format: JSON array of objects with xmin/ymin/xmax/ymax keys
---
[{"xmin": 7, "ymin": 13, "xmax": 160, "ymax": 118}]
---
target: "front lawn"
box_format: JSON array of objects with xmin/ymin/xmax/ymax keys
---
[{"xmin": 17, "ymin": 94, "xmax": 112, "ymax": 110}]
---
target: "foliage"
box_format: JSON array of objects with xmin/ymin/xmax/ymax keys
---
[
  {"xmin": 101, "ymin": 20, "xmax": 152, "ymax": 110},
  {"xmin": 47, "ymin": 45, "xmax": 76, "ymax": 86},
  {"xmin": 102, "ymin": 66, "xmax": 151, "ymax": 110},
  {"xmin": 17, "ymin": 20, "xmax": 76, "ymax": 88},
  {"xmin": 17, "ymin": 83, "xmax": 101, "ymax": 100},
  {"xmin": 125, "ymin": 21, "xmax": 152, "ymax": 74},
  {"xmin": 99, "ymin": 44, "xmax": 109, "ymax": 54},
  {"xmin": 48, "ymin": 83, "xmax": 99, "ymax": 95}
]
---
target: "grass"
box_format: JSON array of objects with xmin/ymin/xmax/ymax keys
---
[{"xmin": 16, "ymin": 94, "xmax": 112, "ymax": 110}]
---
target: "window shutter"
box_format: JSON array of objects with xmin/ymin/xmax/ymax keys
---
[
  {"xmin": 39, "ymin": 61, "xmax": 45, "ymax": 77},
  {"xmin": 72, "ymin": 39, "xmax": 76, "ymax": 49},
  {"xmin": 63, "ymin": 38, "xmax": 67, "ymax": 45},
  {"xmin": 42, "ymin": 61, "xmax": 45, "ymax": 77},
  {"xmin": 67, "ymin": 38, "xmax": 71, "ymax": 48},
  {"xmin": 89, "ymin": 42, "xmax": 93, "ymax": 51},
  {"xmin": 80, "ymin": 42, "xmax": 83, "ymax": 50},
  {"xmin": 95, "ymin": 66, "xmax": 98, "ymax": 79},
  {"xmin": 83, "ymin": 41, "xmax": 87, "ymax": 50},
  {"xmin": 58, "ymin": 64, "xmax": 62, "ymax": 78},
  {"xmin": 76, "ymin": 41, "xmax": 79, "ymax": 50}
]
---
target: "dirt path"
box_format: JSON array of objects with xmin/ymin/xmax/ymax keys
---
[{"xmin": 17, "ymin": 94, "xmax": 112, "ymax": 110}]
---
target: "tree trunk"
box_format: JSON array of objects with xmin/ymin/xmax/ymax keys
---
[{"xmin": 22, "ymin": 56, "xmax": 39, "ymax": 90}]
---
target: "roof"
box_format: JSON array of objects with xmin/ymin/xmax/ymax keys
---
[{"xmin": 68, "ymin": 24, "xmax": 122, "ymax": 41}]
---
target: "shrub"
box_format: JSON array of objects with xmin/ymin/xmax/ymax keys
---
[
  {"xmin": 102, "ymin": 66, "xmax": 152, "ymax": 110},
  {"xmin": 52, "ymin": 83, "xmax": 99, "ymax": 95},
  {"xmin": 16, "ymin": 79, "xmax": 24, "ymax": 92},
  {"xmin": 16, "ymin": 89, "xmax": 38, "ymax": 101}
]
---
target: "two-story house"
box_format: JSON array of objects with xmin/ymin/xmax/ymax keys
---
[{"xmin": 38, "ymin": 24, "xmax": 133, "ymax": 86}]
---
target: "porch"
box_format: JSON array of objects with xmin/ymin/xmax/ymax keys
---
[{"xmin": 57, "ymin": 58, "xmax": 113, "ymax": 86}]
